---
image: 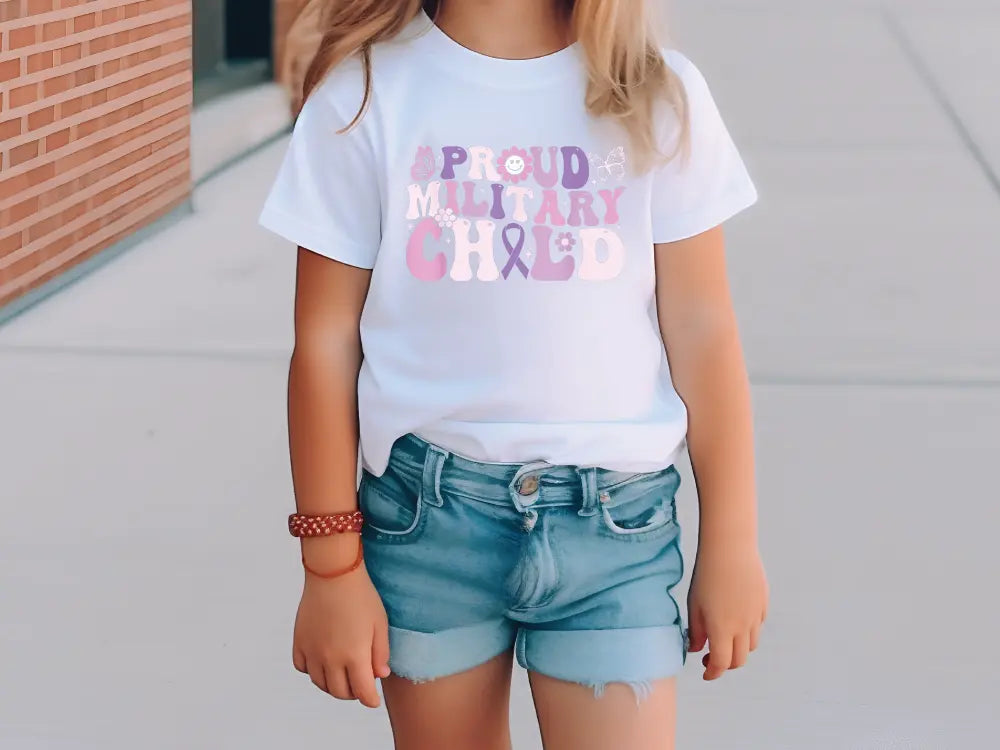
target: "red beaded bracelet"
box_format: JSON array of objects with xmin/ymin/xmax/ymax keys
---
[{"xmin": 288, "ymin": 510, "xmax": 364, "ymax": 537}]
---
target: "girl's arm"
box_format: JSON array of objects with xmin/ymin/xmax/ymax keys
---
[
  {"xmin": 654, "ymin": 226, "xmax": 768, "ymax": 681},
  {"xmin": 289, "ymin": 246, "xmax": 368, "ymax": 554},
  {"xmin": 288, "ymin": 247, "xmax": 390, "ymax": 708}
]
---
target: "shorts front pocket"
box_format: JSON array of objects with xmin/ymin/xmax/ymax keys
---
[
  {"xmin": 597, "ymin": 466, "xmax": 680, "ymax": 542},
  {"xmin": 359, "ymin": 468, "xmax": 427, "ymax": 543}
]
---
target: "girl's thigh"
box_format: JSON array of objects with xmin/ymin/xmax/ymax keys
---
[
  {"xmin": 528, "ymin": 672, "xmax": 677, "ymax": 750},
  {"xmin": 382, "ymin": 649, "xmax": 515, "ymax": 750}
]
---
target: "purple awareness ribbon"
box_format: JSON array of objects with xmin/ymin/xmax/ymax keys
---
[{"xmin": 500, "ymin": 223, "xmax": 530, "ymax": 279}]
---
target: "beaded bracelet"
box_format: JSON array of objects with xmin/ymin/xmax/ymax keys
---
[
  {"xmin": 288, "ymin": 510, "xmax": 364, "ymax": 537},
  {"xmin": 290, "ymin": 511, "xmax": 365, "ymax": 579}
]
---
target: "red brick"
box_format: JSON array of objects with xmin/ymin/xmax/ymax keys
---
[
  {"xmin": 42, "ymin": 20, "xmax": 66, "ymax": 42},
  {"xmin": 78, "ymin": 146, "xmax": 145, "ymax": 189},
  {"xmin": 27, "ymin": 106, "xmax": 54, "ymax": 130},
  {"xmin": 0, "ymin": 1, "xmax": 25, "ymax": 23},
  {"xmin": 56, "ymin": 43, "xmax": 82, "ymax": 64},
  {"xmin": 99, "ymin": 7, "xmax": 123, "ymax": 24},
  {"xmin": 141, "ymin": 82, "xmax": 187, "ymax": 111},
  {"xmin": 10, "ymin": 194, "xmax": 37, "ymax": 223},
  {"xmin": 87, "ymin": 34, "xmax": 112, "ymax": 54},
  {"xmin": 0, "ymin": 231, "xmax": 23, "ymax": 258},
  {"xmin": 42, "ymin": 71, "xmax": 74, "ymax": 97},
  {"xmin": 74, "ymin": 65, "xmax": 97, "ymax": 85},
  {"xmin": 26, "ymin": 50, "xmax": 54, "ymax": 73},
  {"xmin": 37, "ymin": 231, "xmax": 74, "ymax": 261},
  {"xmin": 40, "ymin": 178, "xmax": 71, "ymax": 206},
  {"xmin": 61, "ymin": 200, "xmax": 86, "ymax": 223},
  {"xmin": 0, "ymin": 118, "xmax": 21, "ymax": 139},
  {"xmin": 9, "ymin": 83, "xmax": 37, "ymax": 108},
  {"xmin": 27, "ymin": 0, "xmax": 53, "ymax": 13},
  {"xmin": 9, "ymin": 26, "xmax": 36, "ymax": 50},
  {"xmin": 149, "ymin": 128, "xmax": 186, "ymax": 152},
  {"xmin": 26, "ymin": 161, "xmax": 54, "ymax": 187},
  {"xmin": 10, "ymin": 139, "xmax": 39, "ymax": 167},
  {"xmin": 73, "ymin": 12, "xmax": 96, "ymax": 32},
  {"xmin": 0, "ymin": 58, "xmax": 20, "ymax": 83},
  {"xmin": 28, "ymin": 208, "xmax": 63, "ymax": 242},
  {"xmin": 59, "ymin": 96, "xmax": 83, "ymax": 116},
  {"xmin": 0, "ymin": 172, "xmax": 30, "ymax": 202},
  {"xmin": 161, "ymin": 38, "xmax": 189, "ymax": 56},
  {"xmin": 124, "ymin": 47, "xmax": 160, "ymax": 68},
  {"xmin": 58, "ymin": 139, "xmax": 99, "ymax": 170},
  {"xmin": 45, "ymin": 127, "xmax": 70, "ymax": 151}
]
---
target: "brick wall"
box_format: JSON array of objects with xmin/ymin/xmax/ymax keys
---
[{"xmin": 0, "ymin": 0, "xmax": 192, "ymax": 309}]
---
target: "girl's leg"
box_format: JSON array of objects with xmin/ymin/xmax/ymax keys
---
[
  {"xmin": 528, "ymin": 673, "xmax": 677, "ymax": 750},
  {"xmin": 382, "ymin": 649, "xmax": 515, "ymax": 750}
]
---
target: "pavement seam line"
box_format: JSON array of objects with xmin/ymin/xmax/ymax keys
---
[{"xmin": 881, "ymin": 7, "xmax": 1000, "ymax": 198}]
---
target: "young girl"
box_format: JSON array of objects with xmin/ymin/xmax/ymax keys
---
[{"xmin": 260, "ymin": 1, "xmax": 767, "ymax": 747}]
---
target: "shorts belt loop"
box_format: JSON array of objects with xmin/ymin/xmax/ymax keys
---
[
  {"xmin": 421, "ymin": 444, "xmax": 448, "ymax": 508},
  {"xmin": 577, "ymin": 467, "xmax": 599, "ymax": 517}
]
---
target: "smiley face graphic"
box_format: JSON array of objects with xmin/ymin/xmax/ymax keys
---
[
  {"xmin": 497, "ymin": 147, "xmax": 532, "ymax": 183},
  {"xmin": 504, "ymin": 154, "xmax": 526, "ymax": 176}
]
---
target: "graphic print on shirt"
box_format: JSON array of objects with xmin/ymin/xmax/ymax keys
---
[{"xmin": 405, "ymin": 145, "xmax": 627, "ymax": 282}]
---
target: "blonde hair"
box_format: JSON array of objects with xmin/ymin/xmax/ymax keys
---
[{"xmin": 280, "ymin": 0, "xmax": 688, "ymax": 168}]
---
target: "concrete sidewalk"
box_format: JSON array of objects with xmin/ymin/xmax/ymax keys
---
[{"xmin": 2, "ymin": 1, "xmax": 999, "ymax": 748}]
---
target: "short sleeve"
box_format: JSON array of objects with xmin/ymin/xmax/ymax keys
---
[
  {"xmin": 258, "ymin": 73, "xmax": 381, "ymax": 269},
  {"xmin": 651, "ymin": 52, "xmax": 758, "ymax": 244}
]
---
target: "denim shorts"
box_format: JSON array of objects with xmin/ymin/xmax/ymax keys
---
[{"xmin": 360, "ymin": 434, "xmax": 687, "ymax": 697}]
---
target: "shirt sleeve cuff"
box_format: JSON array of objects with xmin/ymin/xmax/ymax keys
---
[
  {"xmin": 258, "ymin": 204, "xmax": 378, "ymax": 270},
  {"xmin": 651, "ymin": 183, "xmax": 759, "ymax": 244}
]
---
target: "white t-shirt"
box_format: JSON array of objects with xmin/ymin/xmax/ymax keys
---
[{"xmin": 259, "ymin": 12, "xmax": 757, "ymax": 476}]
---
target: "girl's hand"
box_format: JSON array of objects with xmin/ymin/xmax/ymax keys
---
[
  {"xmin": 292, "ymin": 555, "xmax": 391, "ymax": 707},
  {"xmin": 687, "ymin": 545, "xmax": 768, "ymax": 680}
]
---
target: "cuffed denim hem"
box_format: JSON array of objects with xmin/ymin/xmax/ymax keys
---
[
  {"xmin": 387, "ymin": 620, "xmax": 516, "ymax": 683},
  {"xmin": 515, "ymin": 624, "xmax": 686, "ymax": 702}
]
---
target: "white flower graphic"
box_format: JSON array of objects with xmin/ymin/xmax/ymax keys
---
[{"xmin": 433, "ymin": 207, "xmax": 456, "ymax": 229}]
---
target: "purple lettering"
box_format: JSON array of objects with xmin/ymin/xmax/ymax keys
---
[
  {"xmin": 530, "ymin": 225, "xmax": 575, "ymax": 281},
  {"xmin": 560, "ymin": 146, "xmax": 589, "ymax": 189},
  {"xmin": 530, "ymin": 146, "xmax": 560, "ymax": 188},
  {"xmin": 441, "ymin": 146, "xmax": 468, "ymax": 180}
]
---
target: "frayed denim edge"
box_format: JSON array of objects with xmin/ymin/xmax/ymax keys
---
[
  {"xmin": 589, "ymin": 679, "xmax": 655, "ymax": 704},
  {"xmin": 391, "ymin": 671, "xmax": 657, "ymax": 705}
]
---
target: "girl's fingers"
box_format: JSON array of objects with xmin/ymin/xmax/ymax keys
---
[
  {"xmin": 293, "ymin": 647, "xmax": 307, "ymax": 674},
  {"xmin": 372, "ymin": 620, "xmax": 391, "ymax": 678},
  {"xmin": 307, "ymin": 660, "xmax": 328, "ymax": 693},
  {"xmin": 687, "ymin": 608, "xmax": 708, "ymax": 653},
  {"xmin": 326, "ymin": 666, "xmax": 354, "ymax": 701},
  {"xmin": 749, "ymin": 623, "xmax": 760, "ymax": 652},
  {"xmin": 703, "ymin": 632, "xmax": 732, "ymax": 680},
  {"xmin": 348, "ymin": 660, "xmax": 381, "ymax": 709},
  {"xmin": 731, "ymin": 633, "xmax": 749, "ymax": 669}
]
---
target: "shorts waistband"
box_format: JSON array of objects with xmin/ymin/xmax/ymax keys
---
[{"xmin": 379, "ymin": 433, "xmax": 671, "ymax": 515}]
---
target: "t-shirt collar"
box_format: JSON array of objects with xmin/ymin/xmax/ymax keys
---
[{"xmin": 400, "ymin": 9, "xmax": 582, "ymax": 89}]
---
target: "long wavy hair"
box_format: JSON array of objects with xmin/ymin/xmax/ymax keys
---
[{"xmin": 280, "ymin": 0, "xmax": 688, "ymax": 167}]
